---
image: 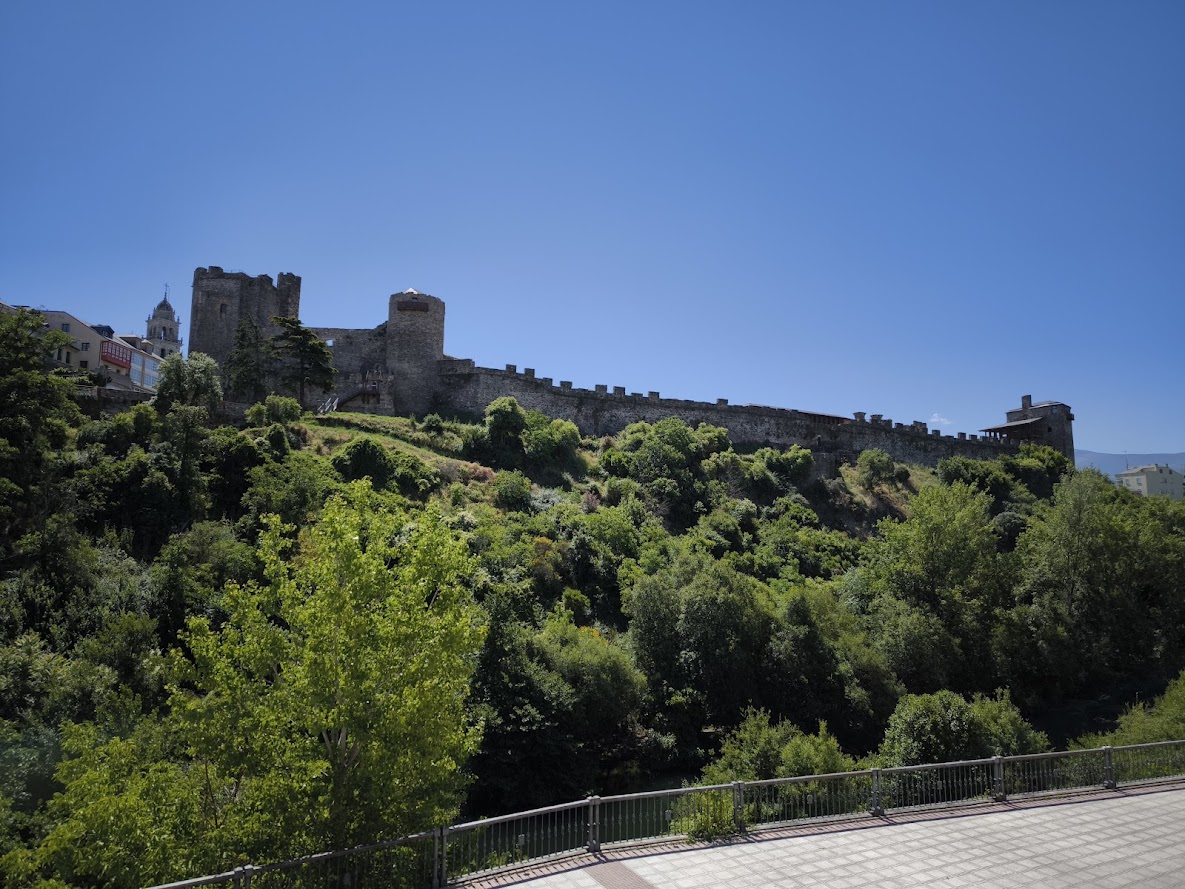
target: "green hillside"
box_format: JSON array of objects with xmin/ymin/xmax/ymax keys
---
[{"xmin": 2, "ymin": 314, "xmax": 1184, "ymax": 887}]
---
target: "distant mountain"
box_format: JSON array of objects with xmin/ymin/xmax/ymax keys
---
[{"xmin": 1076, "ymin": 450, "xmax": 1185, "ymax": 478}]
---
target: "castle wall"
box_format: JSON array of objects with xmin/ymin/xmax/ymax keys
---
[
  {"xmin": 434, "ymin": 367, "xmax": 1016, "ymax": 468},
  {"xmin": 308, "ymin": 326, "xmax": 387, "ymax": 376},
  {"xmin": 187, "ymin": 266, "xmax": 1067, "ymax": 471}
]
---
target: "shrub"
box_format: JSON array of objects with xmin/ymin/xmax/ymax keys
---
[
  {"xmin": 264, "ymin": 395, "xmax": 303, "ymax": 424},
  {"xmin": 491, "ymin": 470, "xmax": 532, "ymax": 511},
  {"xmin": 331, "ymin": 438, "xmax": 396, "ymax": 489},
  {"xmin": 856, "ymin": 449, "xmax": 897, "ymax": 489}
]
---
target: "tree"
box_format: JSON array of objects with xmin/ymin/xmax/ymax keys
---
[
  {"xmin": 701, "ymin": 709, "xmax": 855, "ymax": 784},
  {"xmin": 222, "ymin": 319, "xmax": 272, "ymax": 403},
  {"xmin": 855, "ymin": 449, "xmax": 897, "ymax": 489},
  {"xmin": 11, "ymin": 485, "xmax": 486, "ymax": 883},
  {"xmin": 0, "ymin": 309, "xmax": 80, "ymax": 553},
  {"xmin": 269, "ymin": 316, "xmax": 335, "ymax": 405},
  {"xmin": 878, "ymin": 689, "xmax": 1047, "ymax": 766},
  {"xmin": 153, "ymin": 353, "xmax": 223, "ymax": 415}
]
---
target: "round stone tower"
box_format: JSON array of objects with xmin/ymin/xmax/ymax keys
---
[
  {"xmin": 386, "ymin": 289, "xmax": 445, "ymax": 416},
  {"xmin": 144, "ymin": 290, "xmax": 183, "ymax": 359}
]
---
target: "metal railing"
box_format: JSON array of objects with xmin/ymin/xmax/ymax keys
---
[{"xmin": 145, "ymin": 739, "xmax": 1185, "ymax": 889}]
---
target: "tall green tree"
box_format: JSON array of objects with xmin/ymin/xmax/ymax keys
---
[
  {"xmin": 6, "ymin": 485, "xmax": 486, "ymax": 885},
  {"xmin": 269, "ymin": 317, "xmax": 335, "ymax": 405},
  {"xmin": 153, "ymin": 353, "xmax": 223, "ymax": 415},
  {"xmin": 0, "ymin": 309, "xmax": 80, "ymax": 554},
  {"xmin": 222, "ymin": 319, "xmax": 272, "ymax": 402}
]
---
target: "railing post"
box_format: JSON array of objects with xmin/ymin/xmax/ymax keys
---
[
  {"xmin": 232, "ymin": 867, "xmax": 243, "ymax": 889},
  {"xmin": 435, "ymin": 825, "xmax": 448, "ymax": 887},
  {"xmin": 869, "ymin": 769, "xmax": 884, "ymax": 816},
  {"xmin": 241, "ymin": 865, "xmax": 254, "ymax": 889},
  {"xmin": 1103, "ymin": 746, "xmax": 1116, "ymax": 789},
  {"xmin": 732, "ymin": 781, "xmax": 745, "ymax": 832},
  {"xmin": 992, "ymin": 755, "xmax": 1006, "ymax": 802},
  {"xmin": 587, "ymin": 796, "xmax": 601, "ymax": 853}
]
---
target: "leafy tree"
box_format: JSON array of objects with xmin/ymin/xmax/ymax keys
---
[
  {"xmin": 1009, "ymin": 470, "xmax": 1185, "ymax": 699},
  {"xmin": 701, "ymin": 709, "xmax": 854, "ymax": 783},
  {"xmin": 626, "ymin": 552, "xmax": 778, "ymax": 730},
  {"xmin": 937, "ymin": 455, "xmax": 1026, "ymax": 516},
  {"xmin": 241, "ymin": 451, "xmax": 341, "ymax": 531},
  {"xmin": 878, "ymin": 689, "xmax": 1046, "ymax": 766},
  {"xmin": 153, "ymin": 353, "xmax": 223, "ymax": 415},
  {"xmin": 12, "ymin": 486, "xmax": 486, "ymax": 883},
  {"xmin": 860, "ymin": 482, "xmax": 1006, "ymax": 693},
  {"xmin": 1077, "ymin": 667, "xmax": 1185, "ymax": 747},
  {"xmin": 269, "ymin": 316, "xmax": 335, "ymax": 405},
  {"xmin": 76, "ymin": 403, "xmax": 157, "ymax": 459},
  {"xmin": 0, "ymin": 309, "xmax": 80, "ymax": 553},
  {"xmin": 245, "ymin": 395, "xmax": 303, "ymax": 428},
  {"xmin": 855, "ymin": 449, "xmax": 897, "ymax": 489},
  {"xmin": 465, "ymin": 593, "xmax": 580, "ymax": 813},
  {"xmin": 532, "ymin": 609, "xmax": 645, "ymax": 787}
]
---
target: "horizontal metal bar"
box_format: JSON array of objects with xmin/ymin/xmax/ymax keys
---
[
  {"xmin": 1005, "ymin": 748, "xmax": 1105, "ymax": 763},
  {"xmin": 144, "ymin": 874, "xmax": 237, "ymax": 889},
  {"xmin": 1112, "ymin": 740, "xmax": 1185, "ymax": 753},
  {"xmin": 598, "ymin": 783, "xmax": 737, "ymax": 804},
  {"xmin": 746, "ymin": 769, "xmax": 877, "ymax": 788},
  {"xmin": 448, "ymin": 799, "xmax": 589, "ymax": 833},
  {"xmin": 881, "ymin": 758, "xmax": 997, "ymax": 775}
]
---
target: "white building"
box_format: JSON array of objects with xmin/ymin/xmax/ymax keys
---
[{"xmin": 1116, "ymin": 464, "xmax": 1185, "ymax": 500}]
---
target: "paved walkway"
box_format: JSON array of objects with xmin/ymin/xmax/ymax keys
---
[{"xmin": 461, "ymin": 785, "xmax": 1185, "ymax": 889}]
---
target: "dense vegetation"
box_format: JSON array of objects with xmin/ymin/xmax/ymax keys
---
[{"xmin": 2, "ymin": 309, "xmax": 1183, "ymax": 887}]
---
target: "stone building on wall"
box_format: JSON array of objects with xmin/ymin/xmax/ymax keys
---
[{"xmin": 188, "ymin": 266, "xmax": 1076, "ymax": 468}]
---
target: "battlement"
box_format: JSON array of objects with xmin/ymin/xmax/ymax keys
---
[{"xmin": 190, "ymin": 266, "xmax": 1073, "ymax": 467}]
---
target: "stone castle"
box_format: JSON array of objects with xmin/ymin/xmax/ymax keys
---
[{"xmin": 189, "ymin": 267, "xmax": 1075, "ymax": 469}]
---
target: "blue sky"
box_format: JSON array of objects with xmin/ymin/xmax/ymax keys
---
[{"xmin": 2, "ymin": 2, "xmax": 1182, "ymax": 453}]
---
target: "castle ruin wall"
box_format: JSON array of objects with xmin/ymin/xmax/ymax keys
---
[
  {"xmin": 435, "ymin": 366, "xmax": 1016, "ymax": 468},
  {"xmin": 190, "ymin": 266, "xmax": 1066, "ymax": 470}
]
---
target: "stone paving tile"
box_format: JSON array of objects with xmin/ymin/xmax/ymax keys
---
[{"xmin": 461, "ymin": 785, "xmax": 1185, "ymax": 889}]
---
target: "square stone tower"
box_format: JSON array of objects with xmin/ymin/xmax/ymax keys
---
[{"xmin": 189, "ymin": 267, "xmax": 301, "ymax": 368}]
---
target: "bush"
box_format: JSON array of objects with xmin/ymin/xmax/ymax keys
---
[
  {"xmin": 246, "ymin": 395, "xmax": 303, "ymax": 427},
  {"xmin": 856, "ymin": 449, "xmax": 897, "ymax": 489},
  {"xmin": 264, "ymin": 395, "xmax": 303, "ymax": 424},
  {"xmin": 331, "ymin": 438, "xmax": 396, "ymax": 489},
  {"xmin": 491, "ymin": 470, "xmax": 532, "ymax": 511}
]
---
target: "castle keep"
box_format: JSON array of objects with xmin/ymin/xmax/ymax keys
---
[{"xmin": 189, "ymin": 267, "xmax": 1075, "ymax": 468}]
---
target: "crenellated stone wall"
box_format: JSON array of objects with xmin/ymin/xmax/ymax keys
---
[
  {"xmin": 433, "ymin": 365, "xmax": 1019, "ymax": 467},
  {"xmin": 190, "ymin": 267, "xmax": 1073, "ymax": 470}
]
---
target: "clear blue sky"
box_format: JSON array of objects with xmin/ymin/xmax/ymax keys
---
[{"xmin": 2, "ymin": 2, "xmax": 1182, "ymax": 453}]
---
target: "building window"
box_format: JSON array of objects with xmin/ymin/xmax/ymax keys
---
[
  {"xmin": 81, "ymin": 342, "xmax": 90, "ymax": 351},
  {"xmin": 61, "ymin": 322, "xmax": 70, "ymax": 333},
  {"xmin": 79, "ymin": 360, "xmax": 88, "ymax": 369},
  {"xmin": 219, "ymin": 304, "xmax": 228, "ymax": 317}
]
